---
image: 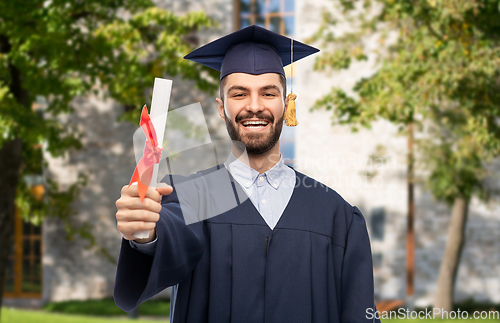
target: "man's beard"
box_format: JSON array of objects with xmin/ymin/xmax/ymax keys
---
[{"xmin": 224, "ymin": 109, "xmax": 283, "ymax": 155}]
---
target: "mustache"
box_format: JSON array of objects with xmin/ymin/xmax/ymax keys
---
[{"xmin": 235, "ymin": 112, "xmax": 274, "ymax": 124}]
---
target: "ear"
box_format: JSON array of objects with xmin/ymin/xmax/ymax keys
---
[
  {"xmin": 283, "ymin": 95, "xmax": 289, "ymax": 116},
  {"xmin": 216, "ymin": 98, "xmax": 225, "ymax": 121}
]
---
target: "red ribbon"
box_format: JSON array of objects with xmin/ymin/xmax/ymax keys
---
[{"xmin": 129, "ymin": 105, "xmax": 163, "ymax": 201}]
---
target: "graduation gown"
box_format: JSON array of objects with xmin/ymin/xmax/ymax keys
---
[{"xmin": 114, "ymin": 166, "xmax": 378, "ymax": 322}]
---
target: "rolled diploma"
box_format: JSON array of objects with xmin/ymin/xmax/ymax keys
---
[{"xmin": 133, "ymin": 78, "xmax": 172, "ymax": 239}]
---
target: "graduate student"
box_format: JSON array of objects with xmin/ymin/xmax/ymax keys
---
[{"xmin": 114, "ymin": 25, "xmax": 379, "ymax": 322}]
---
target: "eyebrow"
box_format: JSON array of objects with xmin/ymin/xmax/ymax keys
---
[
  {"xmin": 227, "ymin": 84, "xmax": 281, "ymax": 94},
  {"xmin": 227, "ymin": 85, "xmax": 250, "ymax": 94},
  {"xmin": 260, "ymin": 85, "xmax": 281, "ymax": 93}
]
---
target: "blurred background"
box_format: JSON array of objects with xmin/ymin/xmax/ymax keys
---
[{"xmin": 0, "ymin": 0, "xmax": 499, "ymax": 322}]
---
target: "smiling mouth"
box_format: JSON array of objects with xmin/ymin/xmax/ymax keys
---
[{"xmin": 240, "ymin": 120, "xmax": 270, "ymax": 129}]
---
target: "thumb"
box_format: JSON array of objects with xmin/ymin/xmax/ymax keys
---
[{"xmin": 156, "ymin": 183, "xmax": 173, "ymax": 196}]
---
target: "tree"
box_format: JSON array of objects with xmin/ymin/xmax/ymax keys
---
[
  {"xmin": 0, "ymin": 0, "xmax": 218, "ymax": 312},
  {"xmin": 312, "ymin": 0, "xmax": 500, "ymax": 311}
]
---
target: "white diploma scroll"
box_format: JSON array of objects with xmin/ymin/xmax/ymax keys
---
[{"xmin": 133, "ymin": 78, "xmax": 172, "ymax": 239}]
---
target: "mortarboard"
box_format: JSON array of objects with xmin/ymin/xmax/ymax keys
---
[{"xmin": 184, "ymin": 25, "xmax": 319, "ymax": 126}]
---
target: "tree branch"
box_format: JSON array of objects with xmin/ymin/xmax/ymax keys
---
[
  {"xmin": 0, "ymin": 34, "xmax": 10, "ymax": 54},
  {"xmin": 0, "ymin": 34, "xmax": 29, "ymax": 107}
]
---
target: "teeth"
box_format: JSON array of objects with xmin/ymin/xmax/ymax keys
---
[{"xmin": 242, "ymin": 120, "xmax": 269, "ymax": 126}]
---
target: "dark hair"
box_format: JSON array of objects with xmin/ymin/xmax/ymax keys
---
[{"xmin": 219, "ymin": 74, "xmax": 287, "ymax": 103}]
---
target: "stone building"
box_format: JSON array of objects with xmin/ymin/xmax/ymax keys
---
[{"xmin": 4, "ymin": 0, "xmax": 500, "ymax": 310}]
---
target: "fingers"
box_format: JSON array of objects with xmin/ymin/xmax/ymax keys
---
[
  {"xmin": 116, "ymin": 196, "xmax": 162, "ymax": 213},
  {"xmin": 156, "ymin": 182, "xmax": 169, "ymax": 188},
  {"xmin": 116, "ymin": 182, "xmax": 175, "ymax": 241},
  {"xmin": 121, "ymin": 184, "xmax": 173, "ymax": 202},
  {"xmin": 116, "ymin": 184, "xmax": 169, "ymax": 241},
  {"xmin": 120, "ymin": 185, "xmax": 160, "ymax": 202},
  {"xmin": 156, "ymin": 185, "xmax": 173, "ymax": 196},
  {"xmin": 116, "ymin": 208, "xmax": 160, "ymax": 223},
  {"xmin": 117, "ymin": 220, "xmax": 156, "ymax": 233},
  {"xmin": 115, "ymin": 200, "xmax": 159, "ymax": 241}
]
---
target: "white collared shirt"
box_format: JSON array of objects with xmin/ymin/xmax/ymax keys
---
[{"xmin": 224, "ymin": 153, "xmax": 295, "ymax": 230}]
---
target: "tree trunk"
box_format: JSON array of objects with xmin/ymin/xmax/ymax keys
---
[
  {"xmin": 0, "ymin": 139, "xmax": 23, "ymax": 317},
  {"xmin": 1, "ymin": 35, "xmax": 31, "ymax": 317},
  {"xmin": 434, "ymin": 196, "xmax": 469, "ymax": 312}
]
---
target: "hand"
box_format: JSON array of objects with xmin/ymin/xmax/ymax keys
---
[{"xmin": 115, "ymin": 183, "xmax": 174, "ymax": 243}]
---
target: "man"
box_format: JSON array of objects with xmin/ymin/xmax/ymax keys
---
[{"xmin": 114, "ymin": 25, "xmax": 379, "ymax": 322}]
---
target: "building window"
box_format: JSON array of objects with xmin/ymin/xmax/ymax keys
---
[
  {"xmin": 238, "ymin": 0, "xmax": 295, "ymax": 36},
  {"xmin": 370, "ymin": 207, "xmax": 386, "ymax": 241},
  {"xmin": 4, "ymin": 208, "xmax": 43, "ymax": 298}
]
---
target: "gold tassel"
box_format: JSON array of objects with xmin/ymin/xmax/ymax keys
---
[
  {"xmin": 285, "ymin": 92, "xmax": 298, "ymax": 126},
  {"xmin": 285, "ymin": 38, "xmax": 298, "ymax": 127}
]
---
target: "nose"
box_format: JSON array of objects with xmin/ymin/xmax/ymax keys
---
[{"xmin": 245, "ymin": 93, "xmax": 264, "ymax": 114}]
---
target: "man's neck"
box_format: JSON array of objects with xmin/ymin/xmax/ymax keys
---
[{"xmin": 231, "ymin": 143, "xmax": 281, "ymax": 174}]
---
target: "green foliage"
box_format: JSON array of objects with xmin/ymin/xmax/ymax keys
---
[
  {"xmin": 312, "ymin": 0, "xmax": 500, "ymax": 204},
  {"xmin": 44, "ymin": 297, "xmax": 169, "ymax": 317},
  {"xmin": 0, "ymin": 1, "xmax": 218, "ymax": 257}
]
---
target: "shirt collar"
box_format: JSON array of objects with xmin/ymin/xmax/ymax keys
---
[
  {"xmin": 224, "ymin": 152, "xmax": 287, "ymax": 190},
  {"xmin": 264, "ymin": 155, "xmax": 286, "ymax": 190},
  {"xmin": 224, "ymin": 153, "xmax": 259, "ymax": 188}
]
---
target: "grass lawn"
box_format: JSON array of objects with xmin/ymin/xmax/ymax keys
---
[
  {"xmin": 1, "ymin": 308, "xmax": 168, "ymax": 323},
  {"xmin": 43, "ymin": 298, "xmax": 169, "ymax": 317}
]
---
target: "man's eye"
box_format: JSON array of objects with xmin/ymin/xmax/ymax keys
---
[{"xmin": 264, "ymin": 93, "xmax": 276, "ymax": 97}]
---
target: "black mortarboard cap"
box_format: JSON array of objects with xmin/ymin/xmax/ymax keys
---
[{"xmin": 184, "ymin": 25, "xmax": 319, "ymax": 80}]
